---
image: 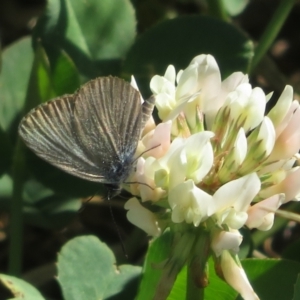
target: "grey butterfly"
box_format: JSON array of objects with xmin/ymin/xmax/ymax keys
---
[{"xmin": 19, "ymin": 77, "xmax": 155, "ymax": 198}]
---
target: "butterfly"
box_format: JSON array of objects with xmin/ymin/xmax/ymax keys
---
[{"xmin": 19, "ymin": 76, "xmax": 155, "ymax": 198}]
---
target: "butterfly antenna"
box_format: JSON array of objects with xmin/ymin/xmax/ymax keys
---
[
  {"xmin": 132, "ymin": 144, "xmax": 161, "ymax": 164},
  {"xmin": 107, "ymin": 191, "xmax": 129, "ymax": 259}
]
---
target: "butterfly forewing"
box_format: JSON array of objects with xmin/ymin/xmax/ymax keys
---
[{"xmin": 19, "ymin": 77, "xmax": 155, "ymax": 185}]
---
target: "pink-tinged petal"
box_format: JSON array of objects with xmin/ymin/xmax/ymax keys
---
[
  {"xmin": 135, "ymin": 157, "xmax": 166, "ymax": 202},
  {"xmin": 125, "ymin": 198, "xmax": 161, "ymax": 236},
  {"xmin": 280, "ymin": 167, "xmax": 300, "ymax": 202},
  {"xmin": 269, "ymin": 105, "xmax": 300, "ymax": 160},
  {"xmin": 246, "ymin": 194, "xmax": 284, "ymax": 230},
  {"xmin": 140, "ymin": 122, "xmax": 172, "ymax": 158},
  {"xmin": 142, "ymin": 116, "xmax": 156, "ymax": 136},
  {"xmin": 211, "ymin": 230, "xmax": 243, "ymax": 257},
  {"xmin": 221, "ymin": 251, "xmax": 259, "ymax": 300},
  {"xmin": 260, "ymin": 166, "xmax": 300, "ymax": 202},
  {"xmin": 211, "ymin": 173, "xmax": 261, "ymax": 216}
]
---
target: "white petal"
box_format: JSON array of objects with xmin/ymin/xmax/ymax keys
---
[
  {"xmin": 125, "ymin": 198, "xmax": 161, "ymax": 236},
  {"xmin": 212, "ymin": 173, "xmax": 261, "ymax": 215},
  {"xmin": 185, "ymin": 131, "xmax": 214, "ymax": 183},
  {"xmin": 221, "ymin": 251, "xmax": 260, "ymax": 300},
  {"xmin": 169, "ymin": 180, "xmax": 212, "ymax": 225},
  {"xmin": 235, "ymin": 128, "xmax": 247, "ymax": 164},
  {"xmin": 268, "ymin": 85, "xmax": 293, "ymax": 127},
  {"xmin": 176, "ymin": 64, "xmax": 199, "ymax": 99},
  {"xmin": 211, "ymin": 230, "xmax": 243, "ymax": 257},
  {"xmin": 244, "ymin": 87, "xmax": 266, "ymax": 130},
  {"xmin": 257, "ymin": 117, "xmax": 275, "ymax": 156},
  {"xmin": 164, "ymin": 65, "xmax": 176, "ymax": 84}
]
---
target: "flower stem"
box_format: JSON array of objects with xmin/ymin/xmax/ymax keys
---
[
  {"xmin": 8, "ymin": 138, "xmax": 26, "ymax": 276},
  {"xmin": 207, "ymin": 0, "xmax": 229, "ymax": 22},
  {"xmin": 250, "ymin": 0, "xmax": 295, "ymax": 73},
  {"xmin": 186, "ymin": 264, "xmax": 205, "ymax": 300}
]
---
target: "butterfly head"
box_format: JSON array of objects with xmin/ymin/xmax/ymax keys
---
[{"xmin": 106, "ymin": 184, "xmax": 122, "ymax": 200}]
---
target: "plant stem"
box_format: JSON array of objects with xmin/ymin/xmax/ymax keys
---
[
  {"xmin": 8, "ymin": 139, "xmax": 26, "ymax": 276},
  {"xmin": 186, "ymin": 263, "xmax": 204, "ymax": 300},
  {"xmin": 250, "ymin": 0, "xmax": 295, "ymax": 73},
  {"xmin": 207, "ymin": 0, "xmax": 229, "ymax": 22}
]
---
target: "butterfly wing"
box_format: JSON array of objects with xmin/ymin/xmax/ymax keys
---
[
  {"xmin": 73, "ymin": 77, "xmax": 148, "ymax": 183},
  {"xmin": 19, "ymin": 95, "xmax": 107, "ymax": 182},
  {"xmin": 19, "ymin": 77, "xmax": 155, "ymax": 184}
]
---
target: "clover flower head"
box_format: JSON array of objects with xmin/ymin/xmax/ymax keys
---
[{"xmin": 125, "ymin": 54, "xmax": 300, "ymax": 299}]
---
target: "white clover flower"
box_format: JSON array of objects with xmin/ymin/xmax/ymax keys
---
[
  {"xmin": 124, "ymin": 54, "xmax": 300, "ymax": 299},
  {"xmin": 220, "ymin": 251, "xmax": 259, "ymax": 300},
  {"xmin": 211, "ymin": 230, "xmax": 243, "ymax": 257},
  {"xmin": 125, "ymin": 198, "xmax": 161, "ymax": 236},
  {"xmin": 168, "ymin": 179, "xmax": 212, "ymax": 226}
]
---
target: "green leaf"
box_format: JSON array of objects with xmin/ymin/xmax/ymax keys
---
[
  {"xmin": 205, "ymin": 258, "xmax": 237, "ymax": 300},
  {"xmin": 0, "ymin": 174, "xmax": 13, "ymax": 199},
  {"xmin": 282, "ymin": 237, "xmax": 300, "ymax": 263},
  {"xmin": 136, "ymin": 230, "xmax": 173, "ymax": 300},
  {"xmin": 167, "ymin": 266, "xmax": 187, "ymax": 300},
  {"xmin": 138, "ymin": 233, "xmax": 237, "ymax": 300},
  {"xmin": 0, "ymin": 37, "xmax": 34, "ymax": 131},
  {"xmin": 282, "ymin": 236, "xmax": 300, "ymax": 263},
  {"xmin": 47, "ymin": 47, "xmax": 80, "ymax": 95},
  {"xmin": 34, "ymin": 0, "xmax": 136, "ymax": 78},
  {"xmin": 292, "ymin": 274, "xmax": 300, "ymax": 300},
  {"xmin": 22, "ymin": 179, "xmax": 81, "ymax": 229},
  {"xmin": 23, "ymin": 42, "xmax": 56, "ymax": 113},
  {"xmin": 25, "ymin": 149, "xmax": 102, "ymax": 197},
  {"xmin": 123, "ymin": 15, "xmax": 253, "ymax": 97},
  {"xmin": 222, "ymin": 0, "xmax": 249, "ymax": 16},
  {"xmin": 240, "ymin": 259, "xmax": 300, "ymax": 300},
  {"xmin": 0, "ymin": 274, "xmax": 45, "ymax": 300},
  {"xmin": 167, "ymin": 258, "xmax": 237, "ymax": 300},
  {"xmin": 57, "ymin": 235, "xmax": 141, "ymax": 300},
  {"xmin": 0, "ymin": 175, "xmax": 80, "ymax": 229}
]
